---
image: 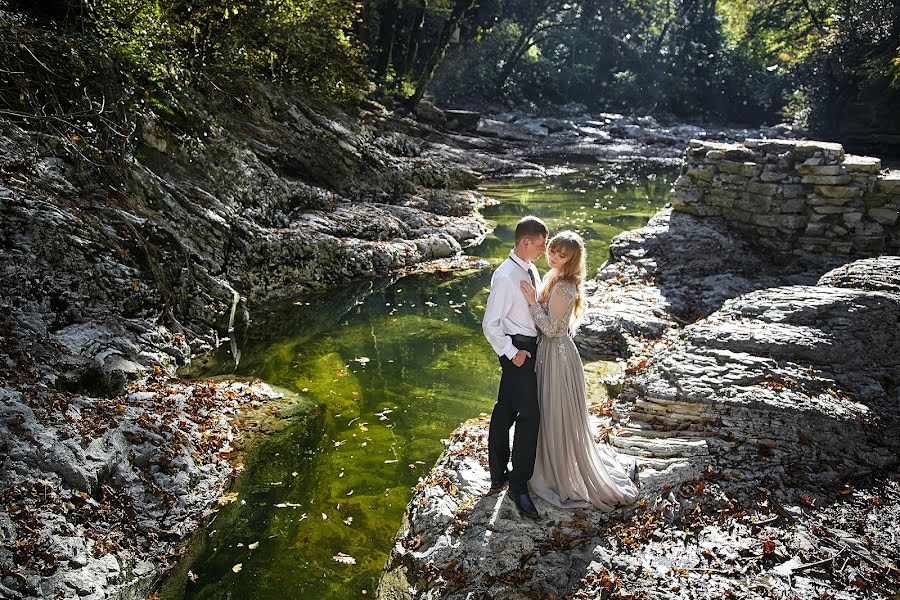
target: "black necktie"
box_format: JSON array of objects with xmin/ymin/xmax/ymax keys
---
[{"xmin": 527, "ymin": 268, "xmax": 536, "ymax": 288}]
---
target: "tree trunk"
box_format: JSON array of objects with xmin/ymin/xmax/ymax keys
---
[
  {"xmin": 400, "ymin": 0, "xmax": 428, "ymax": 78},
  {"xmin": 376, "ymin": 0, "xmax": 402, "ymax": 77},
  {"xmin": 493, "ymin": 0, "xmax": 560, "ymax": 97},
  {"xmin": 493, "ymin": 20, "xmax": 542, "ymax": 96},
  {"xmin": 405, "ymin": 0, "xmax": 475, "ymax": 113}
]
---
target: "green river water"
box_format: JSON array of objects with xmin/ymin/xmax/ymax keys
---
[{"xmin": 160, "ymin": 160, "xmax": 676, "ymax": 600}]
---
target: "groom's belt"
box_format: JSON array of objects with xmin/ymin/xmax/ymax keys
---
[{"xmin": 509, "ymin": 334, "xmax": 538, "ymax": 345}]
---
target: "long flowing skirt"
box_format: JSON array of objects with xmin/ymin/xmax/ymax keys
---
[{"xmin": 529, "ymin": 335, "xmax": 640, "ymax": 510}]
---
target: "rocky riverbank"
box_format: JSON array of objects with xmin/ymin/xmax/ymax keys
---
[
  {"xmin": 377, "ymin": 142, "xmax": 900, "ymax": 598},
  {"xmin": 377, "ymin": 254, "xmax": 900, "ymax": 599},
  {"xmin": 0, "ymin": 85, "xmax": 532, "ymax": 600},
  {"xmin": 473, "ymin": 110, "xmax": 801, "ymax": 162}
]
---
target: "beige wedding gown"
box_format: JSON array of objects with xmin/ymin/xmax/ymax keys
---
[{"xmin": 528, "ymin": 279, "xmax": 640, "ymax": 510}]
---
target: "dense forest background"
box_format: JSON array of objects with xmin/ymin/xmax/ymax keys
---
[{"xmin": 3, "ymin": 0, "xmax": 900, "ymax": 152}]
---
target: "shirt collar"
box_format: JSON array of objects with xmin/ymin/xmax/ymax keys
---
[{"xmin": 509, "ymin": 249, "xmax": 531, "ymax": 269}]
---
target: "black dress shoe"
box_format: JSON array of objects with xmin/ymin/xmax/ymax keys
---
[
  {"xmin": 486, "ymin": 475, "xmax": 509, "ymax": 496},
  {"xmin": 629, "ymin": 462, "xmax": 640, "ymax": 487},
  {"xmin": 511, "ymin": 491, "xmax": 540, "ymax": 520}
]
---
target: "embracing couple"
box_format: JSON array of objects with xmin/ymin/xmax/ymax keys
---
[{"xmin": 482, "ymin": 216, "xmax": 640, "ymax": 520}]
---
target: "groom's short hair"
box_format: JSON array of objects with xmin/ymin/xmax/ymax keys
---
[{"xmin": 514, "ymin": 216, "xmax": 549, "ymax": 242}]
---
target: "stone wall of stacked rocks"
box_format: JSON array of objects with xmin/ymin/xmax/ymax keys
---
[{"xmin": 670, "ymin": 139, "xmax": 900, "ymax": 255}]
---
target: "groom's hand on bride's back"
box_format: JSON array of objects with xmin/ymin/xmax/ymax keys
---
[{"xmin": 511, "ymin": 349, "xmax": 532, "ymax": 367}]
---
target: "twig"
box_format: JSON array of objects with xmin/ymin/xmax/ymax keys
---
[
  {"xmin": 823, "ymin": 526, "xmax": 899, "ymax": 572},
  {"xmin": 792, "ymin": 548, "xmax": 845, "ymax": 573},
  {"xmin": 20, "ymin": 44, "xmax": 60, "ymax": 77},
  {"xmin": 0, "ymin": 108, "xmax": 95, "ymax": 121},
  {"xmin": 685, "ymin": 567, "xmax": 735, "ymax": 574}
]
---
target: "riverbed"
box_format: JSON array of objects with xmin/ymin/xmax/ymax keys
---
[{"xmin": 158, "ymin": 159, "xmax": 676, "ymax": 599}]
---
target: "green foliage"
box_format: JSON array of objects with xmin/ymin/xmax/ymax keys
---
[
  {"xmin": 87, "ymin": 0, "xmax": 368, "ymax": 101},
  {"xmin": 428, "ymin": 21, "xmax": 519, "ymax": 101},
  {"xmin": 0, "ymin": 0, "xmax": 370, "ymax": 189},
  {"xmin": 424, "ymin": 0, "xmax": 900, "ymax": 131}
]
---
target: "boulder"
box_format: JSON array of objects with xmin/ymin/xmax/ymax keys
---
[
  {"xmin": 414, "ymin": 100, "xmax": 447, "ymax": 129},
  {"xmin": 444, "ymin": 110, "xmax": 480, "ymax": 133}
]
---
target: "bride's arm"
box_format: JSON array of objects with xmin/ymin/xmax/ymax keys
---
[{"xmin": 529, "ymin": 284, "xmax": 576, "ymax": 337}]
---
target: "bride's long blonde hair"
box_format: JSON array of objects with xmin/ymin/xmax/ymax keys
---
[{"xmin": 539, "ymin": 230, "xmax": 586, "ymax": 323}]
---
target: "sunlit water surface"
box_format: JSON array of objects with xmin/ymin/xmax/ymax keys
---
[{"xmin": 160, "ymin": 160, "xmax": 676, "ymax": 599}]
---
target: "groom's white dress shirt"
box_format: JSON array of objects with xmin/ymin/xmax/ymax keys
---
[{"xmin": 482, "ymin": 250, "xmax": 544, "ymax": 360}]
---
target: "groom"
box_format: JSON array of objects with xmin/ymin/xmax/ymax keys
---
[{"xmin": 482, "ymin": 216, "xmax": 548, "ymax": 520}]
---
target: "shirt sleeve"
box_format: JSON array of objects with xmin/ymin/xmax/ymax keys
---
[{"xmin": 482, "ymin": 274, "xmax": 518, "ymax": 359}]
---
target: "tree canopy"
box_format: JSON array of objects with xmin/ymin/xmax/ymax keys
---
[{"xmin": 2, "ymin": 0, "xmax": 899, "ymax": 138}]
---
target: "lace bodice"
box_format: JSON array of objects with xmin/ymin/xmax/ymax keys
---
[{"xmin": 529, "ymin": 280, "xmax": 577, "ymax": 338}]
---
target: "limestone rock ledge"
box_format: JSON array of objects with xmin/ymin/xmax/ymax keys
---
[
  {"xmin": 577, "ymin": 207, "xmax": 845, "ymax": 359},
  {"xmin": 378, "ymin": 256, "xmax": 900, "ymax": 600},
  {"xmin": 619, "ymin": 255, "xmax": 900, "ymax": 485},
  {"xmin": 0, "ymin": 378, "xmax": 300, "ymax": 600}
]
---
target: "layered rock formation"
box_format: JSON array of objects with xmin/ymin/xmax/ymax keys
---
[
  {"xmin": 619, "ymin": 255, "xmax": 900, "ymax": 485},
  {"xmin": 576, "ymin": 207, "xmax": 844, "ymax": 359},
  {"xmin": 380, "ymin": 139, "xmax": 900, "ymax": 599},
  {"xmin": 671, "ymin": 139, "xmax": 900, "ymax": 255},
  {"xmin": 378, "ymin": 255, "xmax": 900, "ymax": 600}
]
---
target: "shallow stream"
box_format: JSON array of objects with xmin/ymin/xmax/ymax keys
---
[{"xmin": 159, "ymin": 159, "xmax": 676, "ymax": 599}]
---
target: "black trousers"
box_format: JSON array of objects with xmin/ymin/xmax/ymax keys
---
[{"xmin": 487, "ymin": 342, "xmax": 539, "ymax": 495}]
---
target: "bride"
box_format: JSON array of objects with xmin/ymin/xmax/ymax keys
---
[{"xmin": 519, "ymin": 230, "xmax": 640, "ymax": 510}]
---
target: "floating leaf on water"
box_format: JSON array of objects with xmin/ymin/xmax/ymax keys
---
[
  {"xmin": 292, "ymin": 471, "xmax": 299, "ymax": 477},
  {"xmin": 333, "ymin": 553, "xmax": 356, "ymax": 565},
  {"xmin": 343, "ymin": 517, "xmax": 353, "ymax": 526},
  {"xmin": 232, "ymin": 563, "xmax": 242, "ymax": 573},
  {"xmin": 248, "ymin": 541, "xmax": 259, "ymax": 550},
  {"xmin": 321, "ymin": 513, "xmax": 328, "ymax": 520}
]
